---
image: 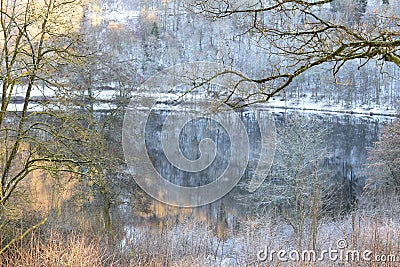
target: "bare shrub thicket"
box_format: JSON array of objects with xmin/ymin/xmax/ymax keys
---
[
  {"xmin": 1, "ymin": 209, "xmax": 400, "ymax": 266},
  {"xmin": 247, "ymin": 114, "xmax": 338, "ymax": 250},
  {"xmin": 365, "ymin": 119, "xmax": 400, "ymax": 197}
]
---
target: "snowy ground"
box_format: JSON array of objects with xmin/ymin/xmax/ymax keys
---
[
  {"xmin": 262, "ymin": 93, "xmax": 398, "ymax": 117},
  {"xmin": 4, "ymin": 86, "xmax": 398, "ymax": 118}
]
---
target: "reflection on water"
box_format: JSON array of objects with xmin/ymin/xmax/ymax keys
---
[
  {"xmin": 135, "ymin": 107, "xmax": 387, "ymax": 232},
  {"xmin": 144, "ymin": 107, "xmax": 262, "ymax": 187}
]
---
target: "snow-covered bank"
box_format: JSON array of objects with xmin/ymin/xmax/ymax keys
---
[
  {"xmin": 4, "ymin": 86, "xmax": 398, "ymax": 119},
  {"xmin": 260, "ymin": 93, "xmax": 398, "ymax": 118}
]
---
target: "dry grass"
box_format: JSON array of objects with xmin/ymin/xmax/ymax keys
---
[
  {"xmin": 1, "ymin": 210, "xmax": 400, "ymax": 266},
  {"xmin": 0, "ymin": 231, "xmax": 118, "ymax": 267}
]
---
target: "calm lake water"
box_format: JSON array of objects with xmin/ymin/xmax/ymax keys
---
[{"xmin": 130, "ymin": 105, "xmax": 392, "ymax": 231}]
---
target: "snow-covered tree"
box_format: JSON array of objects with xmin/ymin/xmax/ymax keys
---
[{"xmin": 190, "ymin": 0, "xmax": 400, "ymax": 104}]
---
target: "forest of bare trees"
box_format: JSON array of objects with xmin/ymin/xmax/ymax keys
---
[{"xmin": 0, "ymin": 0, "xmax": 399, "ymax": 266}]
